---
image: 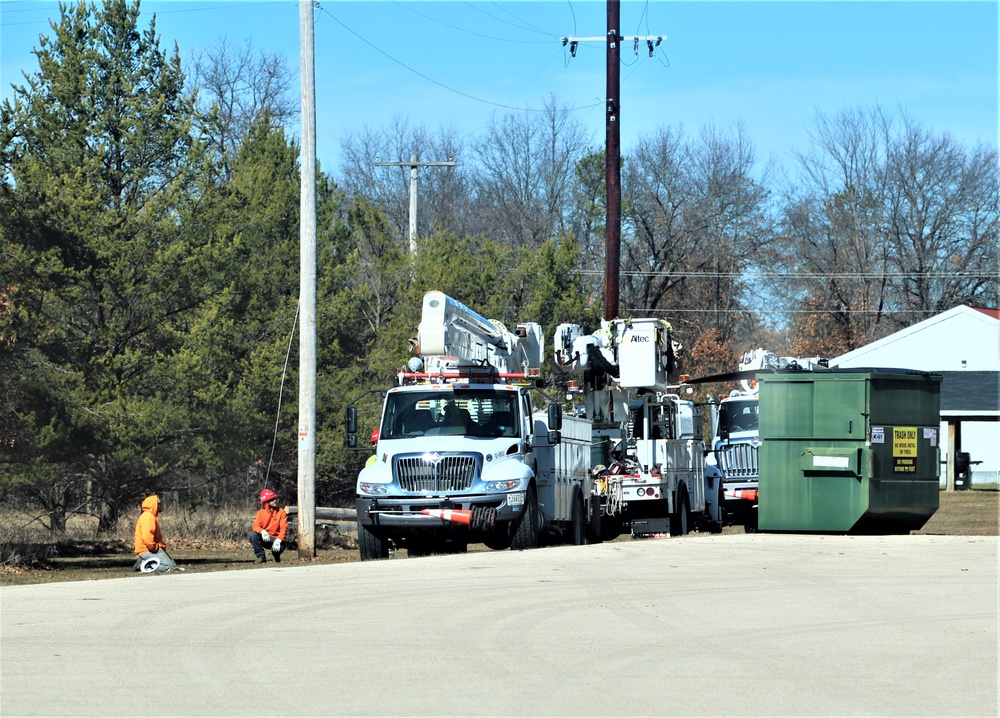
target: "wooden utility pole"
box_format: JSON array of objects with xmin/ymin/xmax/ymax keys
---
[
  {"xmin": 374, "ymin": 155, "xmax": 457, "ymax": 253},
  {"xmin": 604, "ymin": 0, "xmax": 621, "ymax": 321},
  {"xmin": 562, "ymin": 5, "xmax": 664, "ymax": 321},
  {"xmin": 297, "ymin": 0, "xmax": 317, "ymax": 557}
]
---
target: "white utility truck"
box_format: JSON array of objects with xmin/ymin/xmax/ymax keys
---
[
  {"xmin": 553, "ymin": 319, "xmax": 723, "ymax": 538},
  {"xmin": 348, "ymin": 291, "xmax": 595, "ymax": 560}
]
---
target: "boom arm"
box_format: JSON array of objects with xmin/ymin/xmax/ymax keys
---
[{"xmin": 416, "ymin": 291, "xmax": 543, "ymax": 375}]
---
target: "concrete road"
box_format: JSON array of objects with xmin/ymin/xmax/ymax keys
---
[{"xmin": 2, "ymin": 534, "xmax": 996, "ymax": 717}]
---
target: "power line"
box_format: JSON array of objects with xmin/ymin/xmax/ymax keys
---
[
  {"xmin": 390, "ymin": 1, "xmax": 552, "ymax": 44},
  {"xmin": 579, "ymin": 270, "xmax": 992, "ymax": 279},
  {"xmin": 318, "ymin": 5, "xmax": 602, "ymax": 114}
]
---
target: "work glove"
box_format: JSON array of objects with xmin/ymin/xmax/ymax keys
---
[
  {"xmin": 272, "ymin": 539, "xmax": 282, "ymax": 552},
  {"xmin": 261, "ymin": 529, "xmax": 270, "ymax": 541}
]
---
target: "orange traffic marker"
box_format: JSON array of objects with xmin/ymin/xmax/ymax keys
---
[
  {"xmin": 421, "ymin": 508, "xmax": 472, "ymax": 525},
  {"xmin": 725, "ymin": 488, "xmax": 759, "ymax": 502}
]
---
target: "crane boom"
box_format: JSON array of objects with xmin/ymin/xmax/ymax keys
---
[{"xmin": 416, "ymin": 291, "xmax": 543, "ymax": 377}]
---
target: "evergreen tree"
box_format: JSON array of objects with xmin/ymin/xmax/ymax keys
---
[{"xmin": 0, "ymin": 0, "xmax": 210, "ymax": 531}]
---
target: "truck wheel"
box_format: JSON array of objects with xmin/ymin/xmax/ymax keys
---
[
  {"xmin": 744, "ymin": 506, "xmax": 758, "ymax": 533},
  {"xmin": 587, "ymin": 495, "xmax": 603, "ymax": 544},
  {"xmin": 569, "ymin": 490, "xmax": 586, "ymax": 546},
  {"xmin": 669, "ymin": 489, "xmax": 690, "ymax": 537},
  {"xmin": 483, "ymin": 528, "xmax": 513, "ymax": 551},
  {"xmin": 511, "ymin": 486, "xmax": 539, "ymax": 551},
  {"xmin": 357, "ymin": 520, "xmax": 390, "ymax": 561}
]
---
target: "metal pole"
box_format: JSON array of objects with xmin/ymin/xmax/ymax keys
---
[
  {"xmin": 604, "ymin": 0, "xmax": 621, "ymax": 321},
  {"xmin": 297, "ymin": 0, "xmax": 317, "ymax": 557},
  {"xmin": 409, "ymin": 154, "xmax": 418, "ymax": 254},
  {"xmin": 374, "ymin": 158, "xmax": 456, "ymax": 254}
]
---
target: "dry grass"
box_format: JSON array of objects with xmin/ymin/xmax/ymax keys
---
[
  {"xmin": 1, "ymin": 489, "xmax": 996, "ymax": 586},
  {"xmin": 916, "ymin": 487, "xmax": 999, "ymax": 536}
]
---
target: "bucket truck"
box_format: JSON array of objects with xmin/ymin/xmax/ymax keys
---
[
  {"xmin": 347, "ymin": 291, "xmax": 596, "ymax": 560},
  {"xmin": 553, "ymin": 319, "xmax": 723, "ymax": 539}
]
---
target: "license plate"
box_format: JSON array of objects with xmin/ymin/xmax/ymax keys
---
[{"xmin": 507, "ymin": 492, "xmax": 525, "ymax": 508}]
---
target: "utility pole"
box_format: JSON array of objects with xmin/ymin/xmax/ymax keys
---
[
  {"xmin": 604, "ymin": 0, "xmax": 621, "ymax": 322},
  {"xmin": 297, "ymin": 0, "xmax": 317, "ymax": 558},
  {"xmin": 562, "ymin": 8, "xmax": 665, "ymax": 321},
  {"xmin": 374, "ymin": 155, "xmax": 456, "ymax": 253}
]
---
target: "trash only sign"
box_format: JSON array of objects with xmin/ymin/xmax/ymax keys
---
[{"xmin": 893, "ymin": 427, "xmax": 918, "ymax": 473}]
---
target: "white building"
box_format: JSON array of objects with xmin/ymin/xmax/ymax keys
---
[{"xmin": 831, "ymin": 305, "xmax": 1000, "ymax": 487}]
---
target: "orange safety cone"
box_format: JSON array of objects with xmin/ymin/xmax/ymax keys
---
[
  {"xmin": 420, "ymin": 508, "xmax": 473, "ymax": 525},
  {"xmin": 724, "ymin": 488, "xmax": 759, "ymax": 502}
]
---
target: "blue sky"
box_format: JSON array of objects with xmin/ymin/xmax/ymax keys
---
[{"xmin": 2, "ymin": 0, "xmax": 997, "ymax": 175}]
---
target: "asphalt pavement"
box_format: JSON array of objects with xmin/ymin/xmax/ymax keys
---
[{"xmin": 1, "ymin": 534, "xmax": 996, "ymax": 717}]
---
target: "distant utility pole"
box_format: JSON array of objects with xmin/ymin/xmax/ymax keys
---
[
  {"xmin": 297, "ymin": 0, "xmax": 317, "ymax": 558},
  {"xmin": 562, "ymin": 2, "xmax": 665, "ymax": 320},
  {"xmin": 374, "ymin": 155, "xmax": 457, "ymax": 253}
]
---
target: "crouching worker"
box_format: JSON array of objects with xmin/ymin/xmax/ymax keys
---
[
  {"xmin": 133, "ymin": 495, "xmax": 179, "ymax": 573},
  {"xmin": 250, "ymin": 489, "xmax": 288, "ymax": 563}
]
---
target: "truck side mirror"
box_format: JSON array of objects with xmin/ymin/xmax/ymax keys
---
[
  {"xmin": 347, "ymin": 434, "xmax": 358, "ymax": 449},
  {"xmin": 548, "ymin": 430, "xmax": 562, "ymax": 445},
  {"xmin": 345, "ymin": 406, "xmax": 357, "ymax": 434},
  {"xmin": 548, "ymin": 403, "xmax": 563, "ymax": 431}
]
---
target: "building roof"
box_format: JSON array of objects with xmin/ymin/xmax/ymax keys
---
[
  {"xmin": 831, "ymin": 304, "xmax": 1000, "ymax": 369},
  {"xmin": 939, "ymin": 372, "xmax": 1000, "ymax": 417}
]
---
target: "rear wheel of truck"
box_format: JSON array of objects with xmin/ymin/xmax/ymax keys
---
[
  {"xmin": 511, "ymin": 486, "xmax": 539, "ymax": 551},
  {"xmin": 670, "ymin": 488, "xmax": 690, "ymax": 537},
  {"xmin": 587, "ymin": 496, "xmax": 603, "ymax": 544},
  {"xmin": 357, "ymin": 520, "xmax": 390, "ymax": 561},
  {"xmin": 744, "ymin": 506, "xmax": 758, "ymax": 533},
  {"xmin": 569, "ymin": 490, "xmax": 586, "ymax": 545}
]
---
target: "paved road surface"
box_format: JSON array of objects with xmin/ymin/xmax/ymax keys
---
[{"xmin": 2, "ymin": 534, "xmax": 997, "ymax": 717}]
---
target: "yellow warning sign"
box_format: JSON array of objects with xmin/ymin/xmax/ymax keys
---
[{"xmin": 893, "ymin": 427, "xmax": 918, "ymax": 473}]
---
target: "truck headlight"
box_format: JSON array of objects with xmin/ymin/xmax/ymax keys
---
[
  {"xmin": 360, "ymin": 483, "xmax": 389, "ymax": 495},
  {"xmin": 484, "ymin": 479, "xmax": 521, "ymax": 492}
]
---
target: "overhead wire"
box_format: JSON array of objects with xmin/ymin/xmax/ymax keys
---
[
  {"xmin": 390, "ymin": 1, "xmax": 552, "ymax": 44},
  {"xmin": 318, "ymin": 4, "xmax": 601, "ymax": 114}
]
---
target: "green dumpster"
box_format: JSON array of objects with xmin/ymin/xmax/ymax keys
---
[{"xmin": 757, "ymin": 369, "xmax": 941, "ymax": 534}]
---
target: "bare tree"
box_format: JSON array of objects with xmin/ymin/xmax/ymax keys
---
[
  {"xmin": 777, "ymin": 106, "xmax": 896, "ymax": 352},
  {"xmin": 777, "ymin": 106, "xmax": 998, "ymax": 355},
  {"xmin": 622, "ymin": 122, "xmax": 773, "ymax": 347},
  {"xmin": 189, "ymin": 38, "xmax": 297, "ymax": 177},
  {"xmin": 885, "ymin": 118, "xmax": 999, "ymax": 323},
  {"xmin": 470, "ymin": 95, "xmax": 591, "ymax": 249},
  {"xmin": 338, "ymin": 116, "xmax": 471, "ymax": 242}
]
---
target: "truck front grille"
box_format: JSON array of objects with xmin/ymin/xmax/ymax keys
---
[
  {"xmin": 395, "ymin": 454, "xmax": 479, "ymax": 492},
  {"xmin": 718, "ymin": 443, "xmax": 758, "ymax": 479}
]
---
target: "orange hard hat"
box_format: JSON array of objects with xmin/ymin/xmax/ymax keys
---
[{"xmin": 259, "ymin": 489, "xmax": 278, "ymax": 504}]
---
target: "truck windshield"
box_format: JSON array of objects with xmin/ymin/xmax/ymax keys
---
[
  {"xmin": 380, "ymin": 389, "xmax": 520, "ymax": 439},
  {"xmin": 719, "ymin": 400, "xmax": 759, "ymax": 434}
]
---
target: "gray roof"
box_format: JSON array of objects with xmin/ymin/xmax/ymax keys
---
[{"xmin": 939, "ymin": 371, "xmax": 999, "ymax": 415}]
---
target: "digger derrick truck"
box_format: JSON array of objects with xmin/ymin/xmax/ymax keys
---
[
  {"xmin": 706, "ymin": 348, "xmax": 828, "ymax": 531},
  {"xmin": 348, "ymin": 291, "xmax": 596, "ymax": 560},
  {"xmin": 554, "ymin": 318, "xmax": 723, "ymax": 538}
]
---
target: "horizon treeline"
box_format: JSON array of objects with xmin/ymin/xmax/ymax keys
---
[{"xmin": 1, "ymin": 0, "xmax": 997, "ymax": 533}]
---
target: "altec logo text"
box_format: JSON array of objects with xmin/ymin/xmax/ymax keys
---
[{"xmin": 630, "ymin": 335, "xmax": 651, "ymax": 342}]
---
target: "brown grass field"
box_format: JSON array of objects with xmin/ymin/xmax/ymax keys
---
[{"xmin": 1, "ymin": 488, "xmax": 996, "ymax": 587}]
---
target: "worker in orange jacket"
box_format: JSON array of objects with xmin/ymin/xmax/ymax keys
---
[
  {"xmin": 250, "ymin": 488, "xmax": 288, "ymax": 563},
  {"xmin": 133, "ymin": 495, "xmax": 179, "ymax": 573}
]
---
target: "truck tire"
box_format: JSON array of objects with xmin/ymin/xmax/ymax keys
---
[
  {"xmin": 669, "ymin": 488, "xmax": 690, "ymax": 537},
  {"xmin": 569, "ymin": 490, "xmax": 586, "ymax": 545},
  {"xmin": 483, "ymin": 529, "xmax": 513, "ymax": 551},
  {"xmin": 357, "ymin": 520, "xmax": 390, "ymax": 561},
  {"xmin": 587, "ymin": 495, "xmax": 603, "ymax": 544},
  {"xmin": 511, "ymin": 486, "xmax": 539, "ymax": 551}
]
